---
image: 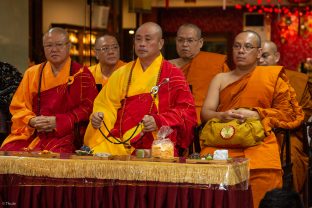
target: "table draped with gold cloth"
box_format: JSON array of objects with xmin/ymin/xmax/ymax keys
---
[{"xmin": 0, "ymin": 155, "xmax": 252, "ymax": 208}]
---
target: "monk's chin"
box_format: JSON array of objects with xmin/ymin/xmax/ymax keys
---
[{"xmin": 180, "ymin": 54, "xmax": 193, "ymax": 59}]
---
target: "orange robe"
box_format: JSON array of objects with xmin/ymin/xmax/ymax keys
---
[
  {"xmin": 200, "ymin": 66, "xmax": 304, "ymax": 208},
  {"xmin": 286, "ymin": 70, "xmax": 312, "ymax": 120},
  {"xmin": 0, "ymin": 58, "xmax": 98, "ymax": 153},
  {"xmin": 88, "ymin": 60, "xmax": 125, "ymax": 89},
  {"xmin": 181, "ymin": 51, "xmax": 229, "ymax": 121},
  {"xmin": 283, "ymin": 70, "xmax": 311, "ymax": 192}
]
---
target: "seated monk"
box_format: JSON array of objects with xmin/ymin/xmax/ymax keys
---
[
  {"xmin": 89, "ymin": 34, "xmax": 126, "ymax": 92},
  {"xmin": 169, "ymin": 23, "xmax": 229, "ymax": 122},
  {"xmin": 259, "ymin": 40, "xmax": 311, "ymax": 193},
  {"xmin": 83, "ymin": 22, "xmax": 197, "ymax": 156},
  {"xmin": 200, "ymin": 31, "xmax": 304, "ymax": 208},
  {"xmin": 0, "ymin": 27, "xmax": 98, "ymax": 153}
]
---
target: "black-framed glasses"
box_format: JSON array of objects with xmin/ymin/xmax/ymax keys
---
[
  {"xmin": 233, "ymin": 43, "xmax": 258, "ymax": 52},
  {"xmin": 43, "ymin": 42, "xmax": 69, "ymax": 50},
  {"xmin": 176, "ymin": 37, "xmax": 200, "ymax": 45},
  {"xmin": 95, "ymin": 44, "xmax": 119, "ymax": 53}
]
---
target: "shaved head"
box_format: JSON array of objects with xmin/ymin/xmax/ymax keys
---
[
  {"xmin": 262, "ymin": 40, "xmax": 278, "ymax": 53},
  {"xmin": 95, "ymin": 35, "xmax": 118, "ymax": 48},
  {"xmin": 94, "ymin": 34, "xmax": 120, "ymax": 67},
  {"xmin": 175, "ymin": 23, "xmax": 203, "ymax": 59},
  {"xmin": 136, "ymin": 22, "xmax": 163, "ymax": 40},
  {"xmin": 134, "ymin": 22, "xmax": 164, "ymax": 68},
  {"xmin": 177, "ymin": 23, "xmax": 202, "ymax": 39},
  {"xmin": 42, "ymin": 27, "xmax": 71, "ymax": 68},
  {"xmin": 43, "ymin": 27, "xmax": 69, "ymax": 43},
  {"xmin": 233, "ymin": 31, "xmax": 262, "ymax": 70},
  {"xmin": 240, "ymin": 30, "xmax": 262, "ymax": 48},
  {"xmin": 258, "ymin": 40, "xmax": 280, "ymax": 66}
]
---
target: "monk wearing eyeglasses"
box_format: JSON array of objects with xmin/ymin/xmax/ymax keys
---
[
  {"xmin": 200, "ymin": 31, "xmax": 304, "ymax": 208},
  {"xmin": 84, "ymin": 22, "xmax": 197, "ymax": 155},
  {"xmin": 89, "ymin": 35, "xmax": 125, "ymax": 91},
  {"xmin": 259, "ymin": 40, "xmax": 311, "ymax": 194},
  {"xmin": 0, "ymin": 27, "xmax": 98, "ymax": 153},
  {"xmin": 170, "ymin": 23, "xmax": 229, "ymax": 122}
]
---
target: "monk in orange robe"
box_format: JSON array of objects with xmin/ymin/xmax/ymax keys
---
[
  {"xmin": 89, "ymin": 35, "xmax": 126, "ymax": 91},
  {"xmin": 84, "ymin": 22, "xmax": 197, "ymax": 156},
  {"xmin": 0, "ymin": 27, "xmax": 98, "ymax": 153},
  {"xmin": 170, "ymin": 23, "xmax": 229, "ymax": 122},
  {"xmin": 259, "ymin": 40, "xmax": 311, "ymax": 193},
  {"xmin": 200, "ymin": 31, "xmax": 304, "ymax": 208}
]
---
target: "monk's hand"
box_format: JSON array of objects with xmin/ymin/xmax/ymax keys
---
[
  {"xmin": 234, "ymin": 108, "xmax": 260, "ymax": 121},
  {"xmin": 220, "ymin": 109, "xmax": 245, "ymax": 122},
  {"xmin": 91, "ymin": 112, "xmax": 104, "ymax": 129},
  {"xmin": 142, "ymin": 115, "xmax": 157, "ymax": 132},
  {"xmin": 29, "ymin": 117, "xmax": 37, "ymax": 128},
  {"xmin": 37, "ymin": 116, "xmax": 56, "ymax": 132},
  {"xmin": 29, "ymin": 116, "xmax": 48, "ymax": 132},
  {"xmin": 43, "ymin": 116, "xmax": 56, "ymax": 132},
  {"xmin": 29, "ymin": 116, "xmax": 55, "ymax": 132}
]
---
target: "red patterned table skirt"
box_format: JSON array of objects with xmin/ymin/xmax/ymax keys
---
[{"xmin": 0, "ymin": 174, "xmax": 253, "ymax": 208}]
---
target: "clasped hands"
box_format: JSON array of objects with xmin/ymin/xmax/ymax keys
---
[
  {"xmin": 29, "ymin": 116, "xmax": 56, "ymax": 132},
  {"xmin": 91, "ymin": 112, "xmax": 157, "ymax": 132},
  {"xmin": 220, "ymin": 108, "xmax": 260, "ymax": 123}
]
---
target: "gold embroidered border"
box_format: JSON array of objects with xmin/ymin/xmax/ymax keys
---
[{"xmin": 0, "ymin": 156, "xmax": 249, "ymax": 186}]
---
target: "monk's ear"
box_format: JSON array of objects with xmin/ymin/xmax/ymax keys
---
[
  {"xmin": 256, "ymin": 48, "xmax": 262, "ymax": 59},
  {"xmin": 66, "ymin": 42, "xmax": 71, "ymax": 50},
  {"xmin": 275, "ymin": 52, "xmax": 280, "ymax": 63},
  {"xmin": 198, "ymin": 38, "xmax": 204, "ymax": 49},
  {"xmin": 66, "ymin": 42, "xmax": 71, "ymax": 54},
  {"xmin": 158, "ymin": 38, "xmax": 164, "ymax": 50},
  {"xmin": 94, "ymin": 49, "xmax": 100, "ymax": 60}
]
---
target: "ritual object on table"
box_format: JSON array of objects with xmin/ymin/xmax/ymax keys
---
[
  {"xmin": 186, "ymin": 151, "xmax": 232, "ymax": 164},
  {"xmin": 135, "ymin": 149, "xmax": 151, "ymax": 158},
  {"xmin": 75, "ymin": 145, "xmax": 93, "ymax": 156},
  {"xmin": 71, "ymin": 152, "xmax": 112, "ymax": 160},
  {"xmin": 213, "ymin": 149, "xmax": 228, "ymax": 160},
  {"xmin": 189, "ymin": 152, "xmax": 201, "ymax": 159},
  {"xmin": 151, "ymin": 126, "xmax": 174, "ymax": 159},
  {"xmin": 94, "ymin": 152, "xmax": 112, "ymax": 158},
  {"xmin": 37, "ymin": 150, "xmax": 60, "ymax": 158}
]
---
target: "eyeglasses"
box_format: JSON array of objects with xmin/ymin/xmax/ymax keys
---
[
  {"xmin": 95, "ymin": 45, "xmax": 119, "ymax": 53},
  {"xmin": 176, "ymin": 38, "xmax": 200, "ymax": 45},
  {"xmin": 233, "ymin": 43, "xmax": 258, "ymax": 52},
  {"xmin": 43, "ymin": 42, "xmax": 69, "ymax": 50}
]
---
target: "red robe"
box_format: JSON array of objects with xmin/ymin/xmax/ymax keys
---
[
  {"xmin": 111, "ymin": 60, "xmax": 197, "ymax": 151},
  {"xmin": 84, "ymin": 55, "xmax": 197, "ymax": 155}
]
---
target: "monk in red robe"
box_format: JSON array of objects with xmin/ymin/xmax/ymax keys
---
[
  {"xmin": 0, "ymin": 27, "xmax": 98, "ymax": 153},
  {"xmin": 259, "ymin": 40, "xmax": 311, "ymax": 193},
  {"xmin": 89, "ymin": 35, "xmax": 126, "ymax": 91},
  {"xmin": 200, "ymin": 31, "xmax": 304, "ymax": 208},
  {"xmin": 84, "ymin": 22, "xmax": 197, "ymax": 156},
  {"xmin": 170, "ymin": 23, "xmax": 229, "ymax": 121}
]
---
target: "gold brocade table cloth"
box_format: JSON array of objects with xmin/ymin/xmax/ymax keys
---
[{"xmin": 0, "ymin": 155, "xmax": 249, "ymax": 186}]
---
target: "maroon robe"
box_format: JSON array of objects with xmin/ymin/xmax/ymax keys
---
[
  {"xmin": 1, "ymin": 62, "xmax": 98, "ymax": 153},
  {"xmin": 108, "ymin": 60, "xmax": 198, "ymax": 154}
]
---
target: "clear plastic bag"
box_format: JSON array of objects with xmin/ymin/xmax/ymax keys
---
[{"xmin": 151, "ymin": 126, "xmax": 174, "ymax": 159}]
